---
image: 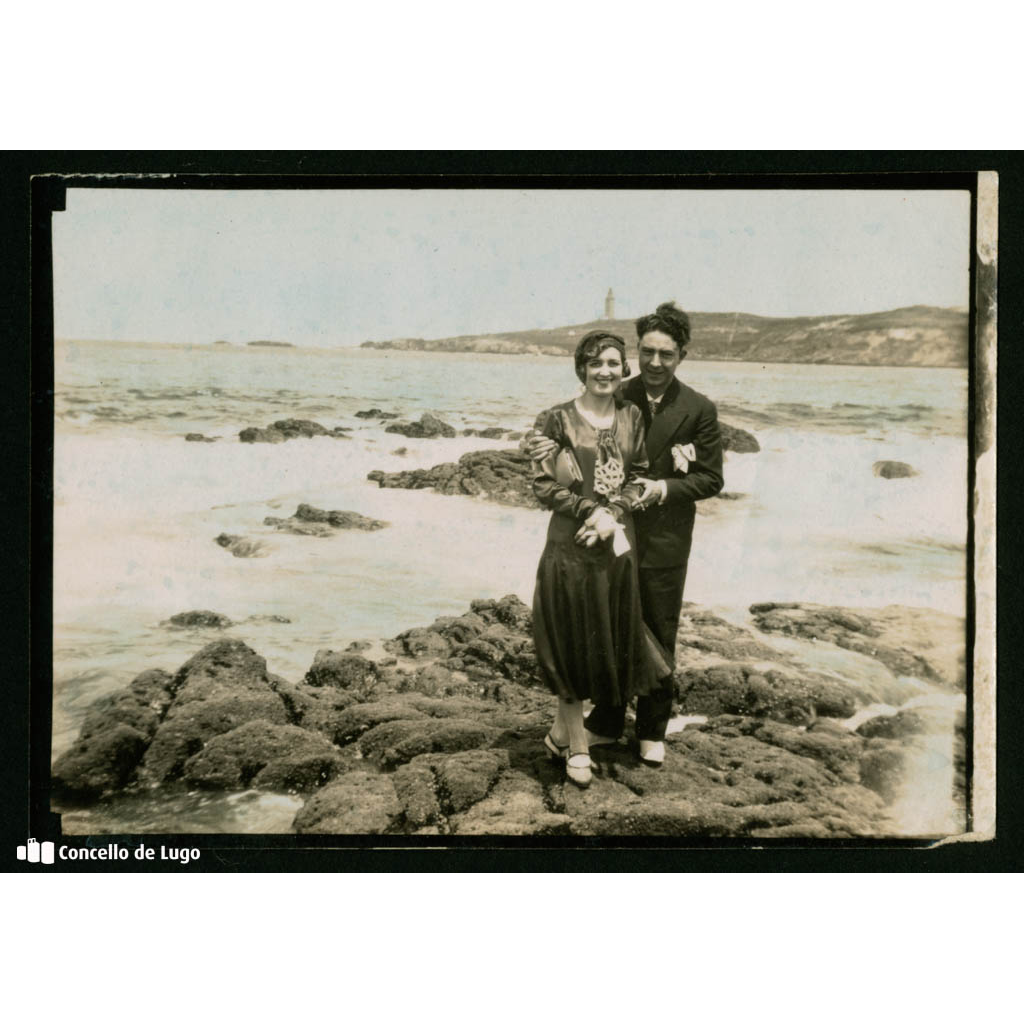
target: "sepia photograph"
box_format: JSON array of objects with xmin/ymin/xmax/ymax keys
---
[{"xmin": 42, "ymin": 175, "xmax": 993, "ymax": 846}]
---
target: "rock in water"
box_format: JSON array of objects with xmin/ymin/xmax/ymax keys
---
[
  {"xmin": 369, "ymin": 448, "xmax": 537, "ymax": 507},
  {"xmin": 297, "ymin": 504, "xmax": 388, "ymax": 530},
  {"xmin": 263, "ymin": 518, "xmax": 334, "ymax": 537},
  {"xmin": 52, "ymin": 669, "xmax": 176, "ymax": 799},
  {"xmin": 268, "ymin": 419, "xmax": 331, "ymax": 438},
  {"xmin": 185, "ymin": 433, "xmax": 217, "ymax": 443},
  {"xmin": 355, "ymin": 408, "xmax": 400, "ymax": 419},
  {"xmin": 215, "ymin": 533, "xmax": 269, "ymax": 558},
  {"xmin": 240, "ymin": 420, "xmax": 350, "ymax": 443},
  {"xmin": 873, "ymin": 460, "xmax": 917, "ymax": 478},
  {"xmin": 239, "ymin": 426, "xmax": 286, "ymax": 443},
  {"xmin": 720, "ymin": 422, "xmax": 760, "ymax": 453},
  {"xmin": 264, "ymin": 504, "xmax": 388, "ymax": 533},
  {"xmin": 749, "ymin": 602, "xmax": 964, "ymax": 688},
  {"xmin": 384, "ymin": 412, "xmax": 457, "ymax": 438},
  {"xmin": 167, "ymin": 610, "xmax": 233, "ymax": 629}
]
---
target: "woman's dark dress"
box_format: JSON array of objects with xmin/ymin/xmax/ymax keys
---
[{"xmin": 531, "ymin": 400, "xmax": 671, "ymax": 705}]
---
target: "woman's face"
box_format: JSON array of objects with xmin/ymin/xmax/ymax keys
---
[{"xmin": 583, "ymin": 345, "xmax": 624, "ymax": 397}]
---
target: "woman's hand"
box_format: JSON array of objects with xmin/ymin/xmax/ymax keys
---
[{"xmin": 574, "ymin": 508, "xmax": 616, "ymax": 546}]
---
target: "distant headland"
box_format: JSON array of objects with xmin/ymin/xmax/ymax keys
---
[
  {"xmin": 360, "ymin": 305, "xmax": 968, "ymax": 368},
  {"xmin": 247, "ymin": 340, "xmax": 295, "ymax": 348}
]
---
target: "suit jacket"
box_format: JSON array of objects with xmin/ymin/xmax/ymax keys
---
[{"xmin": 622, "ymin": 375, "xmax": 724, "ymax": 570}]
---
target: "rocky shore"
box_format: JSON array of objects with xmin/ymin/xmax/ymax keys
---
[
  {"xmin": 52, "ymin": 596, "xmax": 965, "ymax": 838},
  {"xmin": 366, "ymin": 422, "xmax": 761, "ymax": 508}
]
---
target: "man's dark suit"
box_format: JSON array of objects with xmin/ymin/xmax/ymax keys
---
[{"xmin": 586, "ymin": 374, "xmax": 724, "ymax": 742}]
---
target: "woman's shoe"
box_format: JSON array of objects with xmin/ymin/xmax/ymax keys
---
[
  {"xmin": 543, "ymin": 733, "xmax": 568, "ymax": 762},
  {"xmin": 565, "ymin": 752, "xmax": 593, "ymax": 788},
  {"xmin": 638, "ymin": 740, "xmax": 665, "ymax": 767}
]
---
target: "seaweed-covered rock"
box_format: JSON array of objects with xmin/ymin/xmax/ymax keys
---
[
  {"xmin": 358, "ymin": 718, "xmax": 499, "ymax": 768},
  {"xmin": 52, "ymin": 724, "xmax": 152, "ymax": 801},
  {"xmin": 252, "ymin": 752, "xmax": 348, "ymax": 792},
  {"xmin": 52, "ymin": 669, "xmax": 176, "ymax": 799},
  {"xmin": 329, "ymin": 699, "xmax": 431, "ymax": 746},
  {"xmin": 392, "ymin": 760, "xmax": 443, "ymax": 827},
  {"xmin": 292, "ymin": 773, "xmax": 402, "ymax": 834},
  {"xmin": 449, "ymin": 771, "xmax": 573, "ymax": 835},
  {"xmin": 52, "ymin": 592, "xmax": 964, "ymax": 838},
  {"xmin": 384, "ymin": 627, "xmax": 452, "ymax": 659},
  {"xmin": 140, "ymin": 641, "xmax": 293, "ymax": 784},
  {"xmin": 386, "ymin": 748, "xmax": 511, "ymax": 827},
  {"xmin": 433, "ymin": 749, "xmax": 510, "ymax": 813},
  {"xmin": 181, "ymin": 721, "xmax": 341, "ymax": 790},
  {"xmin": 675, "ymin": 607, "xmax": 778, "ymax": 663},
  {"xmin": 675, "ymin": 662, "xmax": 858, "ymax": 723},
  {"xmin": 592, "ymin": 724, "xmax": 887, "ymax": 838},
  {"xmin": 303, "ymin": 650, "xmax": 384, "ymax": 697}
]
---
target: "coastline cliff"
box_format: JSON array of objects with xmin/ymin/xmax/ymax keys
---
[{"xmin": 361, "ymin": 305, "xmax": 967, "ymax": 368}]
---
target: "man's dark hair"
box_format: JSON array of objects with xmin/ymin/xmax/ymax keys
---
[{"xmin": 635, "ymin": 301, "xmax": 691, "ymax": 351}]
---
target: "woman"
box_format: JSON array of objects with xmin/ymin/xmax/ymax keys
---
[{"xmin": 531, "ymin": 330, "xmax": 671, "ymax": 787}]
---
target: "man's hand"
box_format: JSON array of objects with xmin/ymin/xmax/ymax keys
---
[
  {"xmin": 523, "ymin": 430, "xmax": 559, "ymax": 461},
  {"xmin": 634, "ymin": 477, "xmax": 667, "ymax": 508}
]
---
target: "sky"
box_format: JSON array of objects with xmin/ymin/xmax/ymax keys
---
[{"xmin": 52, "ymin": 188, "xmax": 972, "ymax": 347}]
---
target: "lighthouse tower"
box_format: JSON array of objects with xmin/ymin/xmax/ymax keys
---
[{"xmin": 604, "ymin": 287, "xmax": 615, "ymax": 319}]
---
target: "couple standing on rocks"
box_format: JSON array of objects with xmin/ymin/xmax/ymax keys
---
[{"xmin": 526, "ymin": 302, "xmax": 724, "ymax": 786}]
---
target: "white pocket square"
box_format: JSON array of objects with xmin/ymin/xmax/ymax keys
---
[{"xmin": 672, "ymin": 443, "xmax": 697, "ymax": 473}]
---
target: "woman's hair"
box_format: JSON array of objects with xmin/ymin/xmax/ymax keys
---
[
  {"xmin": 635, "ymin": 301, "xmax": 691, "ymax": 351},
  {"xmin": 573, "ymin": 330, "xmax": 631, "ymax": 383}
]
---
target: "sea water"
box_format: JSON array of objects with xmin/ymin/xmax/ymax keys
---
[{"xmin": 51, "ymin": 340, "xmax": 969, "ymax": 833}]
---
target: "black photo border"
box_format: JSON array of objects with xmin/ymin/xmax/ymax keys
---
[{"xmin": 4, "ymin": 150, "xmax": 1020, "ymax": 872}]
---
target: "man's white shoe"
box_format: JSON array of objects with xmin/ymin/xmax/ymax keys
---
[
  {"xmin": 585, "ymin": 729, "xmax": 619, "ymax": 747},
  {"xmin": 638, "ymin": 740, "xmax": 665, "ymax": 766}
]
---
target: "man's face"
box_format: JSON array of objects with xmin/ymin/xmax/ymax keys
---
[{"xmin": 637, "ymin": 329, "xmax": 684, "ymax": 396}]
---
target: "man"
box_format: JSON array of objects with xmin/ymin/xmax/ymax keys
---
[{"xmin": 526, "ymin": 301, "xmax": 723, "ymax": 765}]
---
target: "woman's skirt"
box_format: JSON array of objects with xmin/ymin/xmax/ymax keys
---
[{"xmin": 531, "ymin": 515, "xmax": 672, "ymax": 705}]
